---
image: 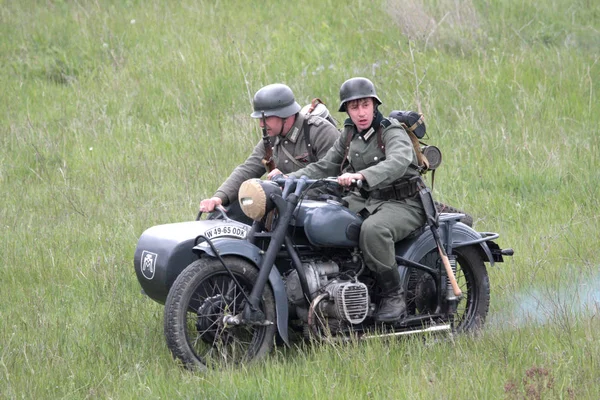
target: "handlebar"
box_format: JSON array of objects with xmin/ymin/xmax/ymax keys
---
[
  {"xmin": 196, "ymin": 205, "xmax": 229, "ymax": 221},
  {"xmin": 272, "ymin": 175, "xmax": 363, "ymax": 199},
  {"xmin": 272, "ymin": 175, "xmax": 363, "ymax": 189}
]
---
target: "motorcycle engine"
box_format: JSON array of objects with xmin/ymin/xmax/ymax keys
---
[
  {"xmin": 286, "ymin": 261, "xmax": 339, "ymax": 305},
  {"xmin": 322, "ymin": 281, "xmax": 369, "ymax": 324},
  {"xmin": 285, "ymin": 260, "xmax": 370, "ymax": 325}
]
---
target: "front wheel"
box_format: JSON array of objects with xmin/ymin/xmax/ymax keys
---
[
  {"xmin": 164, "ymin": 256, "xmax": 276, "ymax": 370},
  {"xmin": 406, "ymin": 245, "xmax": 490, "ymax": 332}
]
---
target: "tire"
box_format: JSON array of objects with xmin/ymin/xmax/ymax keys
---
[
  {"xmin": 405, "ymin": 245, "xmax": 490, "ymax": 332},
  {"xmin": 434, "ymin": 201, "xmax": 474, "ymax": 227},
  {"xmin": 164, "ymin": 256, "xmax": 276, "ymax": 370}
]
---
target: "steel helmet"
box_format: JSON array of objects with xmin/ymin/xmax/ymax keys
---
[
  {"xmin": 338, "ymin": 77, "xmax": 382, "ymax": 112},
  {"xmin": 250, "ymin": 83, "xmax": 301, "ymax": 118}
]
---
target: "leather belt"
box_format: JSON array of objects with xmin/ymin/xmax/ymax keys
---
[{"xmin": 361, "ymin": 177, "xmax": 420, "ymax": 201}]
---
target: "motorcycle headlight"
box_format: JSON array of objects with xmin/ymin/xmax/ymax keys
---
[{"xmin": 238, "ymin": 179, "xmax": 281, "ymax": 221}]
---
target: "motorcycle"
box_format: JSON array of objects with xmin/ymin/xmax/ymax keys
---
[{"xmin": 134, "ymin": 176, "xmax": 513, "ymax": 370}]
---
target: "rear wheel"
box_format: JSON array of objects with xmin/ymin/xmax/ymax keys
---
[
  {"xmin": 164, "ymin": 256, "xmax": 276, "ymax": 370},
  {"xmin": 405, "ymin": 245, "xmax": 489, "ymax": 332}
]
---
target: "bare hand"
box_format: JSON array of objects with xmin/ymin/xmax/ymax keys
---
[
  {"xmin": 267, "ymin": 168, "xmax": 283, "ymax": 180},
  {"xmin": 337, "ymin": 172, "xmax": 364, "ymax": 187},
  {"xmin": 199, "ymin": 197, "xmax": 222, "ymax": 213}
]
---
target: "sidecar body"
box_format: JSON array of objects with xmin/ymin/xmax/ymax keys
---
[{"xmin": 133, "ymin": 219, "xmax": 250, "ymax": 304}]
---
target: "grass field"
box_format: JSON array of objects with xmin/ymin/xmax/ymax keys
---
[{"xmin": 2, "ymin": 0, "xmax": 599, "ymax": 398}]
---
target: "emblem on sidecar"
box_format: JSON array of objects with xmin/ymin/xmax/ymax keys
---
[{"xmin": 141, "ymin": 251, "xmax": 158, "ymax": 280}]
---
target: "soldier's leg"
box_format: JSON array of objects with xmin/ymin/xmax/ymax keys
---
[
  {"xmin": 359, "ymin": 201, "xmax": 425, "ymax": 276},
  {"xmin": 359, "ymin": 200, "xmax": 425, "ymax": 322}
]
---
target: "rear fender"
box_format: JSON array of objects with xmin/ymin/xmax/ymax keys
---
[
  {"xmin": 395, "ymin": 222, "xmax": 496, "ymax": 279},
  {"xmin": 193, "ymin": 239, "xmax": 290, "ymax": 345}
]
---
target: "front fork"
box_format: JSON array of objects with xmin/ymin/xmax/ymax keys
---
[{"xmin": 242, "ymin": 188, "xmax": 303, "ymax": 324}]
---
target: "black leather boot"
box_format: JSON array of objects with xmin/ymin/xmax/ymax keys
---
[
  {"xmin": 375, "ymin": 287, "xmax": 407, "ymax": 323},
  {"xmin": 375, "ymin": 268, "xmax": 407, "ymax": 323}
]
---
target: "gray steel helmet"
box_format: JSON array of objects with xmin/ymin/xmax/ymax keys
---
[
  {"xmin": 338, "ymin": 77, "xmax": 382, "ymax": 112},
  {"xmin": 250, "ymin": 83, "xmax": 301, "ymax": 118}
]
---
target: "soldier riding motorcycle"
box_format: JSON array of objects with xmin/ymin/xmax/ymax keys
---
[
  {"xmin": 133, "ymin": 79, "xmax": 507, "ymax": 370},
  {"xmin": 134, "ymin": 175, "xmax": 512, "ymax": 370}
]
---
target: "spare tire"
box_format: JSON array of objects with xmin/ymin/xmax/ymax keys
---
[{"xmin": 434, "ymin": 201, "xmax": 474, "ymax": 227}]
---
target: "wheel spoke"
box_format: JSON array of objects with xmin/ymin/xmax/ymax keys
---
[
  {"xmin": 192, "ymin": 273, "xmax": 264, "ymax": 364},
  {"xmin": 165, "ymin": 258, "xmax": 276, "ymax": 369},
  {"xmin": 408, "ymin": 247, "xmax": 488, "ymax": 333}
]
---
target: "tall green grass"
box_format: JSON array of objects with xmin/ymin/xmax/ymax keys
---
[{"xmin": 2, "ymin": 0, "xmax": 599, "ymax": 398}]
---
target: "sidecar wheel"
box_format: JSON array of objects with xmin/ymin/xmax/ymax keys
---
[
  {"xmin": 164, "ymin": 256, "xmax": 276, "ymax": 370},
  {"xmin": 407, "ymin": 245, "xmax": 489, "ymax": 333}
]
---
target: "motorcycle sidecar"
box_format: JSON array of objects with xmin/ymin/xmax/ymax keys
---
[{"xmin": 133, "ymin": 219, "xmax": 250, "ymax": 304}]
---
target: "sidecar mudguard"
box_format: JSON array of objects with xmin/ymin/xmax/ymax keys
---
[
  {"xmin": 395, "ymin": 218, "xmax": 496, "ymax": 279},
  {"xmin": 134, "ymin": 220, "xmax": 250, "ymax": 305},
  {"xmin": 193, "ymin": 239, "xmax": 290, "ymax": 345}
]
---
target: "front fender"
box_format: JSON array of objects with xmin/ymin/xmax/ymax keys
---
[
  {"xmin": 395, "ymin": 222, "xmax": 495, "ymax": 268},
  {"xmin": 193, "ymin": 238, "xmax": 289, "ymax": 345}
]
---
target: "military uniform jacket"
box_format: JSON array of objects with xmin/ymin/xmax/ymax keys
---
[
  {"xmin": 290, "ymin": 118, "xmax": 422, "ymax": 213},
  {"xmin": 214, "ymin": 113, "xmax": 340, "ymax": 205}
]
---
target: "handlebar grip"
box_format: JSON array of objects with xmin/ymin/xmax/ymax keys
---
[{"xmin": 352, "ymin": 179, "xmax": 363, "ymax": 189}]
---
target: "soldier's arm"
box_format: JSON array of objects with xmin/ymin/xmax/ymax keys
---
[
  {"xmin": 290, "ymin": 132, "xmax": 348, "ymax": 179},
  {"xmin": 213, "ymin": 140, "xmax": 268, "ymax": 205},
  {"xmin": 359, "ymin": 126, "xmax": 416, "ymax": 189}
]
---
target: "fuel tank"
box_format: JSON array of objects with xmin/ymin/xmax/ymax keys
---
[{"xmin": 292, "ymin": 200, "xmax": 363, "ymax": 247}]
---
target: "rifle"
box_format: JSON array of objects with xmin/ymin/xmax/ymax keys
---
[
  {"xmin": 261, "ymin": 111, "xmax": 276, "ymax": 173},
  {"xmin": 416, "ymin": 179, "xmax": 462, "ymax": 298}
]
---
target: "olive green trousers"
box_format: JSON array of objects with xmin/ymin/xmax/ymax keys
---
[{"xmin": 346, "ymin": 194, "xmax": 426, "ymax": 284}]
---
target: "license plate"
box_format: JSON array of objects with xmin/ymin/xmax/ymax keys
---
[{"xmin": 204, "ymin": 224, "xmax": 249, "ymax": 240}]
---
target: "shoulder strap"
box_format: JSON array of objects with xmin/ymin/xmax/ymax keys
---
[
  {"xmin": 307, "ymin": 98, "xmax": 324, "ymax": 114},
  {"xmin": 376, "ymin": 118, "xmax": 391, "ymax": 152},
  {"xmin": 401, "ymin": 124, "xmax": 429, "ymax": 172},
  {"xmin": 302, "ymin": 99, "xmax": 326, "ymax": 163},
  {"xmin": 376, "ymin": 127, "xmax": 385, "ymax": 153},
  {"xmin": 280, "ymin": 145, "xmax": 305, "ymax": 168},
  {"xmin": 302, "ymin": 118, "xmax": 317, "ymax": 163},
  {"xmin": 377, "ymin": 121, "xmax": 427, "ymax": 173}
]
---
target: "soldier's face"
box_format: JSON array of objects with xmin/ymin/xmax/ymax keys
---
[
  {"xmin": 259, "ymin": 116, "xmax": 285, "ymax": 137},
  {"xmin": 347, "ymin": 98, "xmax": 374, "ymax": 131}
]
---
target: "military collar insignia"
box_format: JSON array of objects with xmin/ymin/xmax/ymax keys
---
[
  {"xmin": 284, "ymin": 113, "xmax": 304, "ymax": 143},
  {"xmin": 362, "ymin": 127, "xmax": 375, "ymax": 141},
  {"xmin": 288, "ymin": 126, "xmax": 300, "ymax": 142}
]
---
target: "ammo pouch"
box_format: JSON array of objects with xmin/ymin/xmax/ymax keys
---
[{"xmin": 362, "ymin": 176, "xmax": 420, "ymax": 201}]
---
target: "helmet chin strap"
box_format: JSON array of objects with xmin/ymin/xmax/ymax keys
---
[{"xmin": 278, "ymin": 117, "xmax": 288, "ymax": 136}]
